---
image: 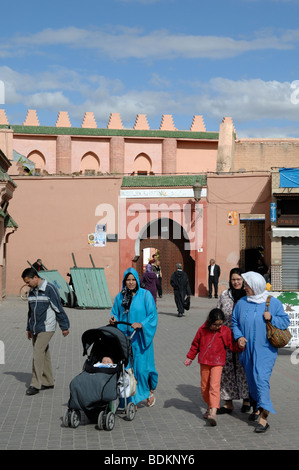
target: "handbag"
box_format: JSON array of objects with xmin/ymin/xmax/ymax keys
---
[
  {"xmin": 183, "ymin": 296, "xmax": 190, "ymax": 311},
  {"xmin": 264, "ymin": 296, "xmax": 292, "ymax": 348},
  {"xmin": 126, "ymin": 368, "xmax": 137, "ymax": 396},
  {"xmin": 118, "ymin": 368, "xmax": 137, "ymax": 397}
]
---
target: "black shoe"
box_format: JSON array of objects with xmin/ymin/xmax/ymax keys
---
[
  {"xmin": 41, "ymin": 385, "xmax": 54, "ymax": 390},
  {"xmin": 26, "ymin": 386, "xmax": 39, "ymax": 396},
  {"xmin": 255, "ymin": 422, "xmax": 269, "ymax": 433},
  {"xmin": 217, "ymin": 406, "xmax": 233, "ymax": 415},
  {"xmin": 178, "ymin": 313, "xmax": 183, "ymax": 317},
  {"xmin": 214, "ymin": 295, "xmax": 218, "ymax": 298},
  {"xmin": 248, "ymin": 411, "xmax": 260, "ymax": 421},
  {"xmin": 241, "ymin": 404, "xmax": 251, "ymax": 412}
]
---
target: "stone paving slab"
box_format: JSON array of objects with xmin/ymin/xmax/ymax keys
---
[{"xmin": 0, "ymin": 294, "xmax": 298, "ymax": 451}]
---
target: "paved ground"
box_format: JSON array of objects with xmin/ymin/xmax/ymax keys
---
[{"xmin": 0, "ymin": 293, "xmax": 298, "ymax": 452}]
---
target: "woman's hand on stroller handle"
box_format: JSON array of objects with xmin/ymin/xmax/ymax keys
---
[{"xmin": 109, "ymin": 316, "xmax": 141, "ymax": 330}]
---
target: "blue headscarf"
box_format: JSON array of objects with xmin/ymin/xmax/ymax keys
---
[{"xmin": 121, "ymin": 268, "xmax": 139, "ymax": 314}]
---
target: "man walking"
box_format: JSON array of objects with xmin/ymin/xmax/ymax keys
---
[
  {"xmin": 170, "ymin": 263, "xmax": 191, "ymax": 317},
  {"xmin": 208, "ymin": 259, "xmax": 221, "ymax": 298},
  {"xmin": 22, "ymin": 268, "xmax": 70, "ymax": 396}
]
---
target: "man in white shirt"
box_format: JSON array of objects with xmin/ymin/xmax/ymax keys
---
[{"xmin": 208, "ymin": 259, "xmax": 221, "ymax": 298}]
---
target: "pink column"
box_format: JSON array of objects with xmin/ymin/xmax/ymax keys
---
[
  {"xmin": 110, "ymin": 136, "xmax": 124, "ymax": 174},
  {"xmin": 56, "ymin": 135, "xmax": 72, "ymax": 174},
  {"xmin": 162, "ymin": 138, "xmax": 176, "ymax": 175}
]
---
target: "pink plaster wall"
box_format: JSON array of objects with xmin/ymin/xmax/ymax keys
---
[
  {"xmin": 13, "ymin": 135, "xmax": 57, "ymax": 174},
  {"xmin": 119, "ymin": 197, "xmax": 208, "ymax": 295},
  {"xmin": 176, "ymin": 141, "xmax": 218, "ymax": 173},
  {"xmin": 71, "ymin": 138, "xmax": 110, "ymax": 173},
  {"xmin": 124, "ymin": 140, "xmax": 162, "ymax": 175},
  {"xmin": 6, "ymin": 176, "xmax": 123, "ymax": 298},
  {"xmin": 206, "ymin": 173, "xmax": 271, "ymax": 293},
  {"xmin": 10, "ymin": 131, "xmax": 219, "ymax": 178},
  {"xmin": 0, "ymin": 128, "xmax": 13, "ymax": 160}
]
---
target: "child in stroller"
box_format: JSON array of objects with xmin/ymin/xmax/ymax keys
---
[{"xmin": 63, "ymin": 324, "xmax": 136, "ymax": 431}]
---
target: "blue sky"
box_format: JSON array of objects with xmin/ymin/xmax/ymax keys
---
[{"xmin": 1, "ymin": 0, "xmax": 299, "ymax": 137}]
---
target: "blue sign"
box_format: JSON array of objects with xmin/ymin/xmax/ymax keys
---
[{"xmin": 270, "ymin": 202, "xmax": 276, "ymax": 222}]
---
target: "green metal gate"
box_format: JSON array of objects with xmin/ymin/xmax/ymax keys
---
[{"xmin": 70, "ymin": 254, "xmax": 112, "ymax": 309}]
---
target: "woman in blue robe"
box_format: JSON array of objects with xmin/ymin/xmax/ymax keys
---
[
  {"xmin": 232, "ymin": 271, "xmax": 290, "ymax": 433},
  {"xmin": 110, "ymin": 267, "xmax": 158, "ymax": 408}
]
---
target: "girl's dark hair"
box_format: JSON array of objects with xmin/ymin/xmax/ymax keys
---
[{"xmin": 206, "ymin": 308, "xmax": 225, "ymax": 326}]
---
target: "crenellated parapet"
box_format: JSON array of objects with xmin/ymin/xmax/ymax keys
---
[
  {"xmin": 23, "ymin": 109, "xmax": 40, "ymax": 126},
  {"xmin": 0, "ymin": 109, "xmax": 210, "ymax": 132}
]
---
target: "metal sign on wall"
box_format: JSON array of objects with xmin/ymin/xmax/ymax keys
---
[
  {"xmin": 271, "ymin": 292, "xmax": 299, "ymax": 348},
  {"xmin": 120, "ymin": 188, "xmax": 207, "ymax": 199}
]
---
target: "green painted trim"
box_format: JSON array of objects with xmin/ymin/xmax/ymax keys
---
[
  {"xmin": 0, "ymin": 125, "xmax": 219, "ymax": 140},
  {"xmin": 122, "ymin": 174, "xmax": 206, "ymax": 187}
]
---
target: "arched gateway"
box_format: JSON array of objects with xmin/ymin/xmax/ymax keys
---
[{"xmin": 134, "ymin": 218, "xmax": 195, "ymax": 294}]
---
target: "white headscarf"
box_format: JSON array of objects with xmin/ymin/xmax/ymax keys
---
[{"xmin": 242, "ymin": 271, "xmax": 268, "ymax": 304}]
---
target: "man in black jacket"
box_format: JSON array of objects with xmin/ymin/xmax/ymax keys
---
[
  {"xmin": 170, "ymin": 263, "xmax": 191, "ymax": 317},
  {"xmin": 208, "ymin": 259, "xmax": 221, "ymax": 298}
]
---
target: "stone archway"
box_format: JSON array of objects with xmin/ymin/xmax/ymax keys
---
[{"xmin": 134, "ymin": 217, "xmax": 194, "ymax": 294}]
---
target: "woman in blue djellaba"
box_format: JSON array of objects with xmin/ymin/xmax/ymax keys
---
[
  {"xmin": 110, "ymin": 267, "xmax": 158, "ymax": 409},
  {"xmin": 232, "ymin": 271, "xmax": 290, "ymax": 433}
]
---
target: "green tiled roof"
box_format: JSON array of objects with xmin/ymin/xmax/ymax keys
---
[
  {"xmin": 0, "ymin": 148, "xmax": 11, "ymax": 168},
  {"xmin": 0, "ymin": 125, "xmax": 219, "ymax": 140},
  {"xmin": 0, "ymin": 209, "xmax": 18, "ymax": 228},
  {"xmin": 0, "ymin": 168, "xmax": 17, "ymax": 187},
  {"xmin": 5, "ymin": 214, "xmax": 18, "ymax": 228},
  {"xmin": 122, "ymin": 175, "xmax": 206, "ymax": 187}
]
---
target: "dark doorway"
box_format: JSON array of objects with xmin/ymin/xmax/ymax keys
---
[
  {"xmin": 134, "ymin": 218, "xmax": 195, "ymax": 294},
  {"xmin": 240, "ymin": 219, "xmax": 265, "ymax": 272}
]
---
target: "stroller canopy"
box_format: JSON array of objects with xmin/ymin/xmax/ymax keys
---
[{"xmin": 81, "ymin": 325, "xmax": 131, "ymax": 367}]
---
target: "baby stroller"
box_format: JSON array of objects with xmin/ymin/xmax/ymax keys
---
[{"xmin": 63, "ymin": 322, "xmax": 136, "ymax": 431}]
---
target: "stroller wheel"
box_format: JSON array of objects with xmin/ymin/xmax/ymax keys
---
[
  {"xmin": 62, "ymin": 409, "xmax": 71, "ymax": 427},
  {"xmin": 70, "ymin": 410, "xmax": 81, "ymax": 428},
  {"xmin": 97, "ymin": 411, "xmax": 105, "ymax": 430},
  {"xmin": 126, "ymin": 402, "xmax": 136, "ymax": 421},
  {"xmin": 105, "ymin": 411, "xmax": 115, "ymax": 431}
]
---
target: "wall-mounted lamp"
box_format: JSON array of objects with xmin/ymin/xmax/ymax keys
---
[{"xmin": 193, "ymin": 180, "xmax": 202, "ymax": 203}]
